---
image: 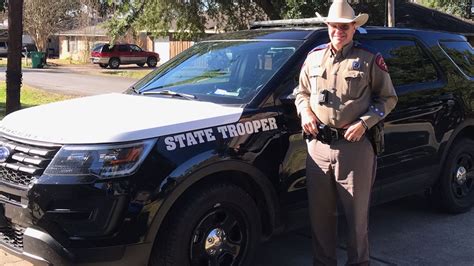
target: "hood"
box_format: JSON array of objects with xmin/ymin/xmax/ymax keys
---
[{"xmin": 0, "ymin": 93, "xmax": 244, "ymax": 144}]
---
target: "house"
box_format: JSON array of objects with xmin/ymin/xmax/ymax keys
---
[
  {"xmin": 57, "ymin": 24, "xmax": 112, "ymax": 62},
  {"xmin": 57, "ymin": 21, "xmax": 220, "ymax": 63}
]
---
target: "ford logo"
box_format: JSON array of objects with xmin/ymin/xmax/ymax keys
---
[{"xmin": 0, "ymin": 146, "xmax": 11, "ymax": 162}]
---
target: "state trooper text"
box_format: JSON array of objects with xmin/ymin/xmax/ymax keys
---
[{"xmin": 164, "ymin": 117, "xmax": 278, "ymax": 151}]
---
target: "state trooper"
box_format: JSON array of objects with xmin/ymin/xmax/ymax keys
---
[{"xmin": 294, "ymin": 1, "xmax": 398, "ymax": 265}]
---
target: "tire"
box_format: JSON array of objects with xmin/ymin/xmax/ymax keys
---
[
  {"xmin": 99, "ymin": 63, "xmax": 108, "ymax": 68},
  {"xmin": 147, "ymin": 56, "xmax": 158, "ymax": 68},
  {"xmin": 149, "ymin": 184, "xmax": 261, "ymax": 266},
  {"xmin": 434, "ymin": 138, "xmax": 474, "ymax": 213},
  {"xmin": 137, "ymin": 63, "xmax": 145, "ymax": 67},
  {"xmin": 108, "ymin": 57, "xmax": 120, "ymax": 69}
]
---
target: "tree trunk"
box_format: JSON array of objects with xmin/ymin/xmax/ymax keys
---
[
  {"xmin": 387, "ymin": 0, "xmax": 395, "ymax": 27},
  {"xmin": 6, "ymin": 0, "xmax": 24, "ymax": 115}
]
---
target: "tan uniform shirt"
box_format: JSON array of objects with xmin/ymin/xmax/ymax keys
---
[{"xmin": 294, "ymin": 41, "xmax": 398, "ymax": 129}]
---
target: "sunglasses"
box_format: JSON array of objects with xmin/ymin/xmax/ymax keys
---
[{"xmin": 328, "ymin": 23, "xmax": 354, "ymax": 31}]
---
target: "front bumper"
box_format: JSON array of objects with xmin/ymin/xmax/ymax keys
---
[
  {"xmin": 1, "ymin": 226, "xmax": 152, "ymax": 265},
  {"xmin": 90, "ymin": 57, "xmax": 110, "ymax": 64},
  {"xmin": 0, "ymin": 180, "xmax": 155, "ymax": 266}
]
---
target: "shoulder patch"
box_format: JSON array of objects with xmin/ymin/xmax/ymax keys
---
[
  {"xmin": 375, "ymin": 53, "xmax": 388, "ymax": 72},
  {"xmin": 308, "ymin": 43, "xmax": 329, "ymax": 54}
]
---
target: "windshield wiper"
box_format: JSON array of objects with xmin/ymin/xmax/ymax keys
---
[
  {"xmin": 130, "ymin": 86, "xmax": 139, "ymax": 94},
  {"xmin": 141, "ymin": 90, "xmax": 197, "ymax": 100}
]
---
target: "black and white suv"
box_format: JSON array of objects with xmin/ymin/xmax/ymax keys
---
[{"xmin": 1, "ymin": 20, "xmax": 473, "ymax": 265}]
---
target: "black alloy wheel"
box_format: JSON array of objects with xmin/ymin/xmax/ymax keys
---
[
  {"xmin": 435, "ymin": 138, "xmax": 474, "ymax": 213},
  {"xmin": 147, "ymin": 56, "xmax": 158, "ymax": 68},
  {"xmin": 149, "ymin": 184, "xmax": 261, "ymax": 266},
  {"xmin": 109, "ymin": 57, "xmax": 120, "ymax": 69},
  {"xmin": 190, "ymin": 203, "xmax": 247, "ymax": 265}
]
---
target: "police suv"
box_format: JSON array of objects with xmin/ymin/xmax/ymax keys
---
[{"xmin": 0, "ymin": 19, "xmax": 473, "ymax": 265}]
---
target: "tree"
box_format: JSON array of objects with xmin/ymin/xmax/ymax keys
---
[
  {"xmin": 104, "ymin": 0, "xmax": 291, "ymax": 41},
  {"xmin": 104, "ymin": 0, "xmax": 396, "ymax": 42},
  {"xmin": 284, "ymin": 0, "xmax": 330, "ymax": 19},
  {"xmin": 419, "ymin": 0, "xmax": 470, "ymax": 18},
  {"xmin": 23, "ymin": 0, "xmax": 81, "ymax": 52}
]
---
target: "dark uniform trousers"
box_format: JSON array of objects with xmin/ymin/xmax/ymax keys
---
[{"xmin": 306, "ymin": 136, "xmax": 376, "ymax": 266}]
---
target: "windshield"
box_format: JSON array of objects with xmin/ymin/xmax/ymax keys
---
[{"xmin": 133, "ymin": 40, "xmax": 302, "ymax": 104}]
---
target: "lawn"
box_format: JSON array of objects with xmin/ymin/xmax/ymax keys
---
[
  {"xmin": 0, "ymin": 57, "xmax": 32, "ymax": 68},
  {"xmin": 0, "ymin": 82, "xmax": 75, "ymax": 119}
]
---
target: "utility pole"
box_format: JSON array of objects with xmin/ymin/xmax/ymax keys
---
[
  {"xmin": 387, "ymin": 0, "xmax": 395, "ymax": 27},
  {"xmin": 6, "ymin": 0, "xmax": 24, "ymax": 114}
]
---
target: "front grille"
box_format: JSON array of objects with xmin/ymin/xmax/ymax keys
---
[
  {"xmin": 0, "ymin": 224, "xmax": 26, "ymax": 251},
  {"xmin": 0, "ymin": 167, "xmax": 35, "ymax": 187},
  {"xmin": 0, "ymin": 136, "xmax": 61, "ymax": 187}
]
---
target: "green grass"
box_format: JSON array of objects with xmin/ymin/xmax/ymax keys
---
[
  {"xmin": 0, "ymin": 82, "xmax": 75, "ymax": 119},
  {"xmin": 0, "ymin": 58, "xmax": 32, "ymax": 68}
]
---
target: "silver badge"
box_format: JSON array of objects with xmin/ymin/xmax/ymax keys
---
[{"xmin": 352, "ymin": 61, "xmax": 360, "ymax": 70}]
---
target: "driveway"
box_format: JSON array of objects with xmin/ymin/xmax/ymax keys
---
[
  {"xmin": 0, "ymin": 65, "xmax": 140, "ymax": 96},
  {"xmin": 1, "ymin": 195, "xmax": 473, "ymax": 265},
  {"xmin": 256, "ymin": 195, "xmax": 474, "ymax": 265}
]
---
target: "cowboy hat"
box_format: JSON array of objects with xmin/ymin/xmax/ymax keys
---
[{"xmin": 316, "ymin": 0, "xmax": 368, "ymax": 27}]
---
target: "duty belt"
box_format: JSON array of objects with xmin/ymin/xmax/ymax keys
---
[{"xmin": 303, "ymin": 124, "xmax": 346, "ymax": 145}]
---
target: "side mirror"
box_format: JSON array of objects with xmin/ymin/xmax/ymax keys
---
[{"xmin": 279, "ymin": 91, "xmax": 296, "ymax": 105}]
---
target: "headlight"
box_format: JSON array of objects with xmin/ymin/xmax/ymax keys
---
[{"xmin": 44, "ymin": 139, "xmax": 156, "ymax": 178}]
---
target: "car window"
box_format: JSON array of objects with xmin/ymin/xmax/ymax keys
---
[
  {"xmin": 439, "ymin": 41, "xmax": 474, "ymax": 78},
  {"xmin": 0, "ymin": 42, "xmax": 6, "ymax": 48},
  {"xmin": 93, "ymin": 44, "xmax": 105, "ymax": 52},
  {"xmin": 134, "ymin": 40, "xmax": 302, "ymax": 104},
  {"xmin": 101, "ymin": 44, "xmax": 112, "ymax": 52},
  {"xmin": 130, "ymin": 45, "xmax": 142, "ymax": 52},
  {"xmin": 359, "ymin": 39, "xmax": 439, "ymax": 87},
  {"xmin": 118, "ymin": 45, "xmax": 130, "ymax": 52}
]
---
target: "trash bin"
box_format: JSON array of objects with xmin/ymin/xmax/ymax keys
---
[{"xmin": 30, "ymin": 51, "xmax": 45, "ymax": 68}]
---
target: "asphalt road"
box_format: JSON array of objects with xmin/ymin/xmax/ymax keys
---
[
  {"xmin": 1, "ymin": 195, "xmax": 473, "ymax": 265},
  {"xmin": 0, "ymin": 66, "xmax": 137, "ymax": 96}
]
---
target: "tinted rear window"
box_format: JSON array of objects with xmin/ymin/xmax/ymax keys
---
[
  {"xmin": 439, "ymin": 41, "xmax": 474, "ymax": 78},
  {"xmin": 93, "ymin": 44, "xmax": 111, "ymax": 52}
]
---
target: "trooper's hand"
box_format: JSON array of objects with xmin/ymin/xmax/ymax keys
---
[
  {"xmin": 301, "ymin": 109, "xmax": 319, "ymax": 136},
  {"xmin": 344, "ymin": 120, "xmax": 366, "ymax": 142}
]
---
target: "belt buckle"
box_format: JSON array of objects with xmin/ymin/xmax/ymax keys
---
[{"xmin": 328, "ymin": 127, "xmax": 339, "ymax": 141}]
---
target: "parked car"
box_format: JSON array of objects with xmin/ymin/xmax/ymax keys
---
[
  {"xmin": 0, "ymin": 42, "xmax": 38, "ymax": 58},
  {"xmin": 0, "ymin": 21, "xmax": 473, "ymax": 266},
  {"xmin": 90, "ymin": 43, "xmax": 160, "ymax": 69}
]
